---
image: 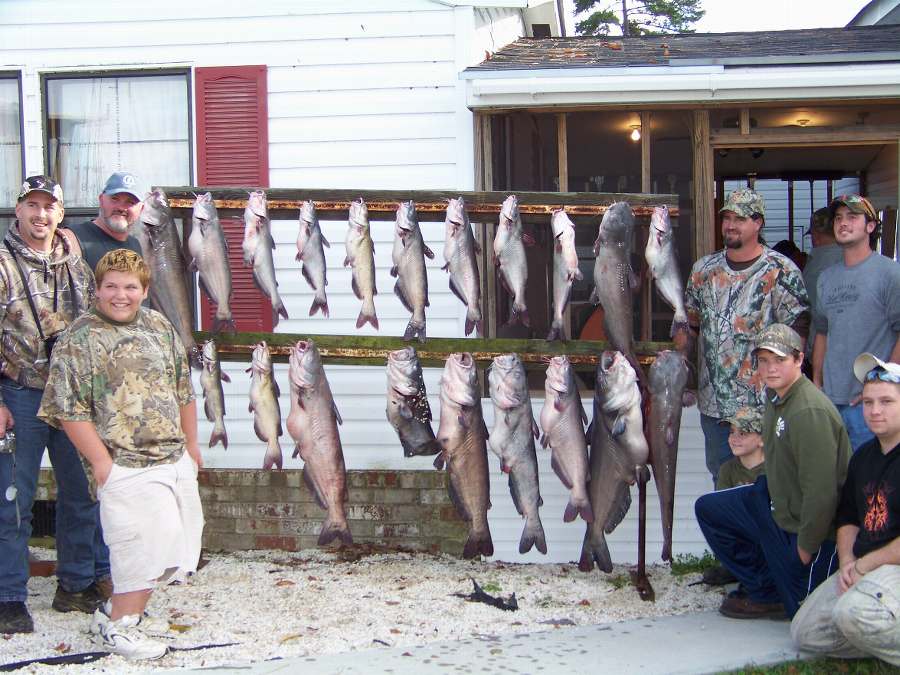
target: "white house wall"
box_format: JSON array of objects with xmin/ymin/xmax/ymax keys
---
[{"xmin": 0, "ymin": 0, "xmax": 715, "ymax": 564}]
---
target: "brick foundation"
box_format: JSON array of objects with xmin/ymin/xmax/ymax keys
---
[{"xmin": 38, "ymin": 468, "xmax": 468, "ymax": 555}]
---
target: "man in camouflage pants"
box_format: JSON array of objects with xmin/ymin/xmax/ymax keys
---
[
  {"xmin": 0, "ymin": 176, "xmax": 106, "ymax": 634},
  {"xmin": 685, "ymin": 187, "xmax": 810, "ymax": 483},
  {"xmin": 39, "ymin": 249, "xmax": 204, "ymax": 660}
]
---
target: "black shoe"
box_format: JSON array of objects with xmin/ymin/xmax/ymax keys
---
[
  {"xmin": 0, "ymin": 601, "xmax": 34, "ymax": 634},
  {"xmin": 702, "ymin": 564, "xmax": 738, "ymax": 586},
  {"xmin": 52, "ymin": 582, "xmax": 105, "ymax": 614}
]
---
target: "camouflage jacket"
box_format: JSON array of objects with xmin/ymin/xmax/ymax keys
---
[
  {"xmin": 685, "ymin": 248, "xmax": 809, "ymax": 419},
  {"xmin": 0, "ymin": 225, "xmax": 94, "ymax": 399},
  {"xmin": 38, "ymin": 307, "xmax": 194, "ymax": 473}
]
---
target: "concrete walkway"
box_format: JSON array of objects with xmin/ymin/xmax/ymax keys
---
[{"xmin": 161, "ymin": 611, "xmax": 810, "ymax": 675}]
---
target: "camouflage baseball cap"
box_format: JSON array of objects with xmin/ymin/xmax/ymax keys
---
[
  {"xmin": 753, "ymin": 323, "xmax": 802, "ymax": 358},
  {"xmin": 17, "ymin": 175, "xmax": 64, "ymax": 203},
  {"xmin": 804, "ymin": 207, "xmax": 831, "ymax": 236},
  {"xmin": 720, "ymin": 188, "xmax": 765, "ymax": 219},
  {"xmin": 828, "ymin": 194, "xmax": 879, "ymax": 224},
  {"xmin": 725, "ymin": 406, "xmax": 763, "ymax": 434}
]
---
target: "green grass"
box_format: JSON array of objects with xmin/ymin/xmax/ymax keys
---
[
  {"xmin": 606, "ymin": 574, "xmax": 630, "ymax": 590},
  {"xmin": 480, "ymin": 581, "xmax": 502, "ymax": 594},
  {"xmin": 670, "ymin": 550, "xmax": 718, "ymax": 577},
  {"xmin": 725, "ymin": 657, "xmax": 900, "ymax": 674}
]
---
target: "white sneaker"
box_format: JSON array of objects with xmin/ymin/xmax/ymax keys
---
[
  {"xmin": 92, "ymin": 610, "xmax": 167, "ymax": 661},
  {"xmin": 92, "ymin": 601, "xmax": 170, "ymax": 635}
]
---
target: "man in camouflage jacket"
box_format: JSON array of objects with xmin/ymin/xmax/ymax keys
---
[{"xmin": 0, "ymin": 176, "xmax": 107, "ymax": 634}]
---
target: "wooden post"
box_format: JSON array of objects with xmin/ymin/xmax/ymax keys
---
[
  {"xmin": 474, "ymin": 113, "xmax": 497, "ymax": 339},
  {"xmin": 557, "ymin": 113, "xmax": 568, "ymax": 192},
  {"xmin": 473, "ymin": 113, "xmax": 493, "ymax": 196},
  {"xmin": 640, "ymin": 111, "xmax": 652, "ymax": 341},
  {"xmin": 692, "ymin": 110, "xmax": 715, "ymax": 259},
  {"xmin": 641, "ymin": 111, "xmax": 651, "ymax": 193},
  {"xmin": 787, "ymin": 180, "xmax": 795, "ymax": 243},
  {"xmin": 739, "ymin": 108, "xmax": 751, "ymax": 136}
]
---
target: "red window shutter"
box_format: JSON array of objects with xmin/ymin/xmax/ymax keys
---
[{"xmin": 195, "ymin": 65, "xmax": 272, "ymax": 332}]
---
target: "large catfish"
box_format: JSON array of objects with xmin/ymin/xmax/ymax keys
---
[
  {"xmin": 189, "ymin": 192, "xmax": 235, "ymax": 334},
  {"xmin": 435, "ymin": 353, "xmax": 493, "ymax": 559},
  {"xmin": 139, "ymin": 189, "xmax": 200, "ymax": 367},
  {"xmin": 344, "ymin": 198, "xmax": 378, "ymax": 330},
  {"xmin": 296, "ymin": 200, "xmax": 330, "ymax": 318},
  {"xmin": 488, "ymin": 353, "xmax": 546, "ymax": 554},
  {"xmin": 547, "ymin": 210, "xmax": 582, "ymax": 341},
  {"xmin": 645, "ymin": 205, "xmax": 689, "ymax": 337},
  {"xmin": 493, "ymin": 195, "xmax": 532, "ymax": 327},
  {"xmin": 539, "ymin": 355, "xmax": 592, "ymax": 523},
  {"xmin": 248, "ymin": 341, "xmax": 283, "ymax": 470},
  {"xmin": 386, "ymin": 347, "xmax": 440, "ymax": 457},
  {"xmin": 442, "ymin": 197, "xmax": 482, "ymax": 336},
  {"xmin": 648, "ymin": 350, "xmax": 694, "ymax": 562},
  {"xmin": 391, "ymin": 201, "xmax": 433, "ymax": 343},
  {"xmin": 242, "ymin": 190, "xmax": 288, "ymax": 327},
  {"xmin": 579, "ymin": 351, "xmax": 649, "ymax": 573},
  {"xmin": 199, "ymin": 339, "xmax": 229, "ymax": 450},
  {"xmin": 286, "ymin": 340, "xmax": 352, "ymax": 546},
  {"xmin": 589, "ymin": 202, "xmax": 641, "ymax": 376}
]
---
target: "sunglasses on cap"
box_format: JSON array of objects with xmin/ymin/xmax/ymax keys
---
[{"xmin": 865, "ymin": 367, "xmax": 900, "ymax": 384}]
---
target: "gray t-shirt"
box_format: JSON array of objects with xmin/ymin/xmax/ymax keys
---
[{"xmin": 816, "ymin": 252, "xmax": 900, "ymax": 403}]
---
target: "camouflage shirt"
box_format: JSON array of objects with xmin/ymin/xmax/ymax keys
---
[
  {"xmin": 0, "ymin": 226, "xmax": 94, "ymax": 399},
  {"xmin": 38, "ymin": 307, "xmax": 194, "ymax": 471},
  {"xmin": 685, "ymin": 248, "xmax": 809, "ymax": 419}
]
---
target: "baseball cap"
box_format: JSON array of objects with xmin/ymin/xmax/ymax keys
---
[
  {"xmin": 753, "ymin": 323, "xmax": 802, "ymax": 358},
  {"xmin": 725, "ymin": 406, "xmax": 763, "ymax": 434},
  {"xmin": 720, "ymin": 188, "xmax": 765, "ymax": 219},
  {"xmin": 804, "ymin": 207, "xmax": 831, "ymax": 236},
  {"xmin": 852, "ymin": 352, "xmax": 900, "ymax": 384},
  {"xmin": 828, "ymin": 194, "xmax": 879, "ymax": 224},
  {"xmin": 101, "ymin": 171, "xmax": 147, "ymax": 201},
  {"xmin": 17, "ymin": 175, "xmax": 64, "ymax": 203}
]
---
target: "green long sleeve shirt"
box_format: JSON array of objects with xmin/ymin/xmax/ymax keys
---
[{"xmin": 762, "ymin": 376, "xmax": 850, "ymax": 553}]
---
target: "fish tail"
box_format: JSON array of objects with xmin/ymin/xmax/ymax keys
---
[
  {"xmin": 578, "ymin": 531, "xmax": 613, "ymax": 573},
  {"xmin": 669, "ymin": 318, "xmax": 690, "ymax": 338},
  {"xmin": 519, "ymin": 516, "xmax": 547, "ymax": 555},
  {"xmin": 209, "ymin": 425, "xmax": 229, "ymax": 450},
  {"xmin": 309, "ymin": 293, "xmax": 329, "ymax": 318},
  {"xmin": 545, "ymin": 320, "xmax": 565, "ymax": 342},
  {"xmin": 403, "ymin": 319, "xmax": 426, "ymax": 343},
  {"xmin": 661, "ymin": 539, "xmax": 672, "ymax": 563},
  {"xmin": 212, "ymin": 317, "xmax": 237, "ymax": 335},
  {"xmin": 356, "ymin": 305, "xmax": 379, "ymax": 330},
  {"xmin": 262, "ymin": 440, "xmax": 283, "ymax": 470},
  {"xmin": 509, "ymin": 303, "xmax": 530, "ymax": 328},
  {"xmin": 463, "ymin": 527, "xmax": 494, "ymax": 560},
  {"xmin": 564, "ymin": 494, "xmax": 593, "ymax": 523},
  {"xmin": 272, "ymin": 300, "xmax": 289, "ymax": 327},
  {"xmin": 317, "ymin": 514, "xmax": 353, "ymax": 547}
]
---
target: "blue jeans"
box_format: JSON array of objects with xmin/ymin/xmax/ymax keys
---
[
  {"xmin": 700, "ymin": 413, "xmax": 733, "ymax": 484},
  {"xmin": 695, "ymin": 476, "xmax": 837, "ymax": 618},
  {"xmin": 836, "ymin": 403, "xmax": 874, "ymax": 453},
  {"xmin": 0, "ymin": 379, "xmax": 109, "ymax": 602}
]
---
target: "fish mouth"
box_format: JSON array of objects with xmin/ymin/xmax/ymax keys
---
[
  {"xmin": 600, "ymin": 350, "xmax": 617, "ymax": 371},
  {"xmin": 455, "ymin": 352, "xmax": 473, "ymax": 368},
  {"xmin": 389, "ymin": 347, "xmax": 415, "ymax": 362}
]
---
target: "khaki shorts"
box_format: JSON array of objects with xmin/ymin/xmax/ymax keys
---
[{"xmin": 98, "ymin": 454, "xmax": 195, "ymax": 594}]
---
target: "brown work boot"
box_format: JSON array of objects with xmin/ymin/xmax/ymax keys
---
[
  {"xmin": 95, "ymin": 576, "xmax": 113, "ymax": 600},
  {"xmin": 719, "ymin": 591, "xmax": 786, "ymax": 620},
  {"xmin": 52, "ymin": 582, "xmax": 105, "ymax": 614}
]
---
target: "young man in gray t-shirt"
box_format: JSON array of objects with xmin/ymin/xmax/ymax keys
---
[{"xmin": 813, "ymin": 194, "xmax": 900, "ymax": 450}]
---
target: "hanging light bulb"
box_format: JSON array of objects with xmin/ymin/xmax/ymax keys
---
[{"xmin": 630, "ymin": 125, "xmax": 641, "ymax": 142}]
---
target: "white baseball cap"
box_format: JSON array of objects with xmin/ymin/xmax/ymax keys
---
[{"xmin": 853, "ymin": 352, "xmax": 900, "ymax": 383}]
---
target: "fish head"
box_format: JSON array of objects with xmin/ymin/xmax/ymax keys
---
[
  {"xmin": 140, "ymin": 189, "xmax": 169, "ymax": 227},
  {"xmin": 387, "ymin": 347, "xmax": 419, "ymax": 397},
  {"xmin": 599, "ymin": 202, "xmax": 635, "ymax": 244},
  {"xmin": 597, "ymin": 350, "xmax": 639, "ymax": 408},
  {"xmin": 440, "ymin": 352, "xmax": 478, "ymax": 407},
  {"xmin": 201, "ymin": 339, "xmax": 218, "ymax": 368},
  {"xmin": 192, "ymin": 192, "xmax": 215, "ymax": 222},
  {"xmin": 499, "ymin": 195, "xmax": 520, "ymax": 230},
  {"xmin": 551, "ymin": 210, "xmax": 580, "ymax": 274},
  {"xmin": 444, "ymin": 197, "xmax": 468, "ymax": 236},
  {"xmin": 488, "ymin": 353, "xmax": 527, "ymax": 409},
  {"xmin": 544, "ymin": 355, "xmax": 573, "ymax": 396},
  {"xmin": 289, "ymin": 339, "xmax": 323, "ymax": 389},
  {"xmin": 299, "ymin": 200, "xmax": 317, "ymax": 227},
  {"xmin": 648, "ymin": 350, "xmax": 689, "ymax": 394},
  {"xmin": 649, "ymin": 205, "xmax": 672, "ymax": 247},
  {"xmin": 349, "ymin": 198, "xmax": 370, "ymax": 232},
  {"xmin": 395, "ymin": 200, "xmax": 419, "ymax": 237},
  {"xmin": 246, "ymin": 190, "xmax": 268, "ymax": 219},
  {"xmin": 250, "ymin": 341, "xmax": 272, "ymax": 375}
]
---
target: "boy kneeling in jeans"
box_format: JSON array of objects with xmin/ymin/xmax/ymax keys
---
[{"xmin": 38, "ymin": 249, "xmax": 204, "ymax": 660}]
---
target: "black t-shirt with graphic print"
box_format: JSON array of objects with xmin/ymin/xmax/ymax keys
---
[{"xmin": 835, "ymin": 438, "xmax": 900, "ymax": 559}]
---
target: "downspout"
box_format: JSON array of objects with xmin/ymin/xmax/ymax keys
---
[{"xmin": 556, "ymin": 0, "xmax": 566, "ymax": 36}]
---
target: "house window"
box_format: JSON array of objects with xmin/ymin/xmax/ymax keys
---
[
  {"xmin": 0, "ymin": 74, "xmax": 23, "ymax": 237},
  {"xmin": 44, "ymin": 72, "xmax": 191, "ymax": 211}
]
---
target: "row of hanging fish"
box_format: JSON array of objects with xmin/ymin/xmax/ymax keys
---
[{"xmin": 136, "ymin": 190, "xmax": 683, "ymax": 354}]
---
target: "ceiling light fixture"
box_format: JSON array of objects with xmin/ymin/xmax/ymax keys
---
[
  {"xmin": 796, "ymin": 118, "xmax": 810, "ymax": 127},
  {"xmin": 630, "ymin": 125, "xmax": 641, "ymax": 142}
]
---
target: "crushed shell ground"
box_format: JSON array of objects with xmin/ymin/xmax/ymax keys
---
[{"xmin": 2, "ymin": 547, "xmax": 725, "ymax": 673}]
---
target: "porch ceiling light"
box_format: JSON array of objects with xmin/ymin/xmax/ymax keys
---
[{"xmin": 630, "ymin": 125, "xmax": 641, "ymax": 141}]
